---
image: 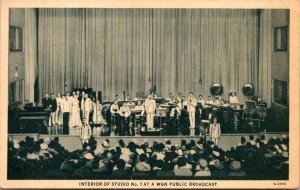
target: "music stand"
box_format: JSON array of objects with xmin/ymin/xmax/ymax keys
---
[{"xmin": 155, "ymin": 108, "xmax": 167, "ymax": 134}]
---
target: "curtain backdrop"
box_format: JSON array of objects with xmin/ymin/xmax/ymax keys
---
[
  {"xmin": 258, "ymin": 10, "xmax": 272, "ymax": 106},
  {"xmin": 38, "ymin": 9, "xmax": 259, "ymax": 104},
  {"xmin": 24, "ymin": 8, "xmax": 37, "ymax": 102}
]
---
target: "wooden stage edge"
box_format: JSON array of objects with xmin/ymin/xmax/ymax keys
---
[{"xmin": 8, "ymin": 132, "xmax": 288, "ymax": 152}]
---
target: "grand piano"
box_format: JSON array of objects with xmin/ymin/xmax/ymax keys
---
[{"xmin": 17, "ymin": 106, "xmax": 50, "ymax": 134}]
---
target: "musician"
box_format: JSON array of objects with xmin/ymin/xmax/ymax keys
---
[
  {"xmin": 166, "ymin": 93, "xmax": 174, "ymax": 103},
  {"xmin": 197, "ymin": 95, "xmax": 206, "ymax": 107},
  {"xmin": 206, "ymin": 96, "xmax": 214, "ymax": 105},
  {"xmin": 42, "ymin": 92, "xmax": 51, "ymax": 110},
  {"xmin": 80, "ymin": 118, "xmax": 92, "ymax": 144},
  {"xmin": 144, "ymin": 94, "xmax": 156, "ymax": 130},
  {"xmin": 197, "ymin": 95, "xmax": 206, "ymax": 118},
  {"xmin": 220, "ymin": 99, "xmax": 230, "ymax": 107},
  {"xmin": 135, "ymin": 101, "xmax": 145, "ymax": 116},
  {"xmin": 119, "ymin": 102, "xmax": 132, "ymax": 135},
  {"xmin": 84, "ymin": 94, "xmax": 93, "ymax": 124},
  {"xmin": 110, "ymin": 100, "xmax": 119, "ymax": 115},
  {"xmin": 134, "ymin": 100, "xmax": 145, "ymax": 128},
  {"xmin": 170, "ymin": 99, "xmax": 182, "ymax": 117},
  {"xmin": 187, "ymin": 92, "xmax": 197, "ymax": 129},
  {"xmin": 115, "ymin": 94, "xmax": 120, "ymax": 102},
  {"xmin": 49, "ymin": 93, "xmax": 57, "ymax": 126},
  {"xmin": 125, "ymin": 94, "xmax": 131, "ymax": 101},
  {"xmin": 92, "ymin": 97, "xmax": 105, "ymax": 124},
  {"xmin": 110, "ymin": 100, "xmax": 120, "ymax": 133},
  {"xmin": 182, "ymin": 96, "xmax": 188, "ymax": 107},
  {"xmin": 214, "ymin": 96, "xmax": 221, "ymax": 106},
  {"xmin": 133, "ymin": 93, "xmax": 142, "ymax": 101},
  {"xmin": 127, "ymin": 98, "xmax": 136, "ymax": 106},
  {"xmin": 209, "ymin": 117, "xmax": 221, "ymax": 146},
  {"xmin": 229, "ymin": 91, "xmax": 239, "ymax": 104},
  {"xmin": 103, "ymin": 96, "xmax": 110, "ymax": 103}
]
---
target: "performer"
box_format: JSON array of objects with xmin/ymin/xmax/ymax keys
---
[
  {"xmin": 103, "ymin": 96, "xmax": 110, "ymax": 103},
  {"xmin": 55, "ymin": 93, "xmax": 63, "ymax": 126},
  {"xmin": 93, "ymin": 98, "xmax": 105, "ymax": 124},
  {"xmin": 84, "ymin": 94, "xmax": 93, "ymax": 124},
  {"xmin": 80, "ymin": 91, "xmax": 86, "ymax": 120},
  {"xmin": 69, "ymin": 94, "xmax": 82, "ymax": 128},
  {"xmin": 110, "ymin": 100, "xmax": 119, "ymax": 115},
  {"xmin": 61, "ymin": 93, "xmax": 71, "ymax": 134},
  {"xmin": 80, "ymin": 118, "xmax": 92, "ymax": 144},
  {"xmin": 110, "ymin": 100, "xmax": 120, "ymax": 134},
  {"xmin": 49, "ymin": 93, "xmax": 57, "ymax": 126},
  {"xmin": 197, "ymin": 95, "xmax": 206, "ymax": 117},
  {"xmin": 165, "ymin": 93, "xmax": 174, "ymax": 103},
  {"xmin": 229, "ymin": 91, "xmax": 239, "ymax": 104},
  {"xmin": 206, "ymin": 96, "xmax": 214, "ymax": 105},
  {"xmin": 209, "ymin": 117, "xmax": 221, "ymax": 146},
  {"xmin": 42, "ymin": 92, "xmax": 51, "ymax": 110},
  {"xmin": 144, "ymin": 94, "xmax": 156, "ymax": 130},
  {"xmin": 119, "ymin": 102, "xmax": 132, "ymax": 135},
  {"xmin": 187, "ymin": 92, "xmax": 197, "ymax": 129},
  {"xmin": 214, "ymin": 97, "xmax": 221, "ymax": 106},
  {"xmin": 135, "ymin": 101, "xmax": 145, "ymax": 116},
  {"xmin": 170, "ymin": 99, "xmax": 182, "ymax": 117}
]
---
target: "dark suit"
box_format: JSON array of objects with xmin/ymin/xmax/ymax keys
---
[{"xmin": 42, "ymin": 98, "xmax": 51, "ymax": 109}]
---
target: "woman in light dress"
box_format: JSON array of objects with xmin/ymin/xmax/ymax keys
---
[
  {"xmin": 92, "ymin": 97, "xmax": 106, "ymax": 136},
  {"xmin": 209, "ymin": 117, "xmax": 221, "ymax": 146},
  {"xmin": 55, "ymin": 93, "xmax": 63, "ymax": 126},
  {"xmin": 69, "ymin": 94, "xmax": 82, "ymax": 128}
]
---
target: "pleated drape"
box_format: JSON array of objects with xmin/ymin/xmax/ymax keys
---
[
  {"xmin": 24, "ymin": 8, "xmax": 37, "ymax": 102},
  {"xmin": 38, "ymin": 9, "xmax": 259, "ymax": 104}
]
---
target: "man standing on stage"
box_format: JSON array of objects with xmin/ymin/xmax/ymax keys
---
[
  {"xmin": 187, "ymin": 92, "xmax": 197, "ymax": 129},
  {"xmin": 42, "ymin": 92, "xmax": 51, "ymax": 110},
  {"xmin": 84, "ymin": 94, "xmax": 93, "ymax": 124},
  {"xmin": 144, "ymin": 94, "xmax": 156, "ymax": 130},
  {"xmin": 61, "ymin": 93, "xmax": 71, "ymax": 134}
]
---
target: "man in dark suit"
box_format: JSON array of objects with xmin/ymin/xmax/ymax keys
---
[{"xmin": 42, "ymin": 92, "xmax": 51, "ymax": 110}]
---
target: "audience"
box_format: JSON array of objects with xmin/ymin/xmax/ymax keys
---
[{"xmin": 7, "ymin": 134, "xmax": 289, "ymax": 179}]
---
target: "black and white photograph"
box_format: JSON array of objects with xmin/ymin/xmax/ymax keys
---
[{"xmin": 1, "ymin": 0, "xmax": 299, "ymax": 189}]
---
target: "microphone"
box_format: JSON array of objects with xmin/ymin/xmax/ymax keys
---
[{"xmin": 64, "ymin": 82, "xmax": 68, "ymax": 87}]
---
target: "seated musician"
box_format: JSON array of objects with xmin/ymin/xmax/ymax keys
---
[
  {"xmin": 134, "ymin": 100, "xmax": 145, "ymax": 129},
  {"xmin": 165, "ymin": 93, "xmax": 175, "ymax": 103},
  {"xmin": 119, "ymin": 102, "xmax": 132, "ymax": 135},
  {"xmin": 214, "ymin": 96, "xmax": 221, "ymax": 106},
  {"xmin": 110, "ymin": 100, "xmax": 119, "ymax": 115},
  {"xmin": 135, "ymin": 101, "xmax": 145, "ymax": 116},
  {"xmin": 114, "ymin": 94, "xmax": 120, "ymax": 102},
  {"xmin": 206, "ymin": 96, "xmax": 214, "ymax": 105},
  {"xmin": 197, "ymin": 95, "xmax": 206, "ymax": 117},
  {"xmin": 220, "ymin": 99, "xmax": 230, "ymax": 107},
  {"xmin": 177, "ymin": 92, "xmax": 183, "ymax": 102},
  {"xmin": 182, "ymin": 96, "xmax": 188, "ymax": 108},
  {"xmin": 125, "ymin": 94, "xmax": 131, "ymax": 101},
  {"xmin": 133, "ymin": 92, "xmax": 142, "ymax": 101},
  {"xmin": 229, "ymin": 91, "xmax": 239, "ymax": 104},
  {"xmin": 170, "ymin": 99, "xmax": 182, "ymax": 118},
  {"xmin": 127, "ymin": 98, "xmax": 136, "ymax": 106},
  {"xmin": 197, "ymin": 95, "xmax": 206, "ymax": 107},
  {"xmin": 103, "ymin": 96, "xmax": 110, "ymax": 103}
]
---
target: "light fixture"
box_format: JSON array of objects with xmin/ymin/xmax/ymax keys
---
[{"xmin": 14, "ymin": 63, "xmax": 19, "ymax": 78}]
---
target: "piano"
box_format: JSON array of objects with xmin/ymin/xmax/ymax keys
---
[{"xmin": 18, "ymin": 106, "xmax": 50, "ymax": 133}]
